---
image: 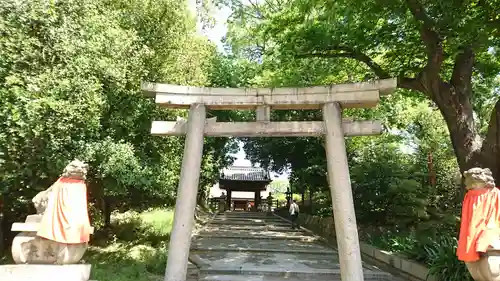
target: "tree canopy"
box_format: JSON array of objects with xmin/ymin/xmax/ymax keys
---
[
  {"xmin": 209, "ymin": 0, "xmax": 500, "ymax": 237},
  {"xmin": 0, "ymin": 0, "xmax": 237, "ymax": 232},
  {"xmin": 220, "ymin": 0, "xmax": 500, "ymax": 180}
]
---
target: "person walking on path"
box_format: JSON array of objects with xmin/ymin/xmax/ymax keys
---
[{"xmin": 289, "ymin": 200, "xmax": 300, "ymax": 229}]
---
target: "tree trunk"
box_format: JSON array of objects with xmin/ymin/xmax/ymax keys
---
[
  {"xmin": 422, "ymin": 53, "xmax": 500, "ymax": 183},
  {"xmin": 403, "ymin": 4, "xmax": 500, "ymax": 183},
  {"xmin": 301, "ymin": 192, "xmax": 305, "ymax": 208},
  {"xmin": 309, "ymin": 189, "xmax": 313, "ymax": 214},
  {"xmin": 479, "ymin": 100, "xmax": 500, "ymax": 182},
  {"xmin": 0, "ymin": 212, "xmax": 3, "ymax": 254},
  {"xmin": 398, "ymin": 47, "xmax": 500, "ymax": 183},
  {"xmin": 102, "ymin": 197, "xmax": 112, "ymax": 228}
]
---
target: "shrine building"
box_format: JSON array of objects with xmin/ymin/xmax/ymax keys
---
[{"xmin": 210, "ymin": 166, "xmax": 272, "ymax": 211}]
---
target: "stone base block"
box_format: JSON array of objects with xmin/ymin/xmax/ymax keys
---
[
  {"xmin": 466, "ymin": 252, "xmax": 500, "ymax": 281},
  {"xmin": 11, "ymin": 232, "xmax": 87, "ymax": 264},
  {"xmin": 0, "ymin": 264, "xmax": 91, "ymax": 281}
]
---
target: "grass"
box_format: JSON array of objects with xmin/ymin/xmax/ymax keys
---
[{"xmin": 87, "ymin": 208, "xmax": 174, "ymax": 281}]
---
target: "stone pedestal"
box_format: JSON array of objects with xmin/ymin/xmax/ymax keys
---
[
  {"xmin": 11, "ymin": 215, "xmax": 92, "ymax": 265},
  {"xmin": 466, "ymin": 245, "xmax": 500, "ymax": 281},
  {"xmin": 0, "ymin": 264, "xmax": 92, "ymax": 281}
]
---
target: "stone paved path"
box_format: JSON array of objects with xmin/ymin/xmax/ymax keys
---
[{"xmin": 189, "ymin": 211, "xmax": 400, "ymax": 281}]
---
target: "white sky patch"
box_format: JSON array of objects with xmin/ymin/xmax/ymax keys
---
[
  {"xmin": 187, "ymin": 0, "xmax": 232, "ymax": 51},
  {"xmin": 230, "ymin": 141, "xmax": 290, "ymax": 180},
  {"xmin": 187, "ymin": 1, "xmax": 288, "ymax": 179},
  {"xmin": 204, "ymin": 6, "xmax": 232, "ymax": 51}
]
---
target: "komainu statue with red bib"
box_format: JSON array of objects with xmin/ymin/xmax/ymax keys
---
[
  {"xmin": 458, "ymin": 167, "xmax": 500, "ymax": 281},
  {"xmin": 11, "ymin": 159, "xmax": 94, "ymax": 265}
]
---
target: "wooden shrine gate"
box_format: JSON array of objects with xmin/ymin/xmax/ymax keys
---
[{"xmin": 142, "ymin": 79, "xmax": 397, "ymax": 281}]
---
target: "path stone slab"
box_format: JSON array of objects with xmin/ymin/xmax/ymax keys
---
[
  {"xmin": 202, "ymin": 225, "xmax": 300, "ymax": 232},
  {"xmin": 199, "ymin": 273, "xmax": 394, "ymax": 281},
  {"xmin": 192, "ymin": 212, "xmax": 400, "ymax": 281},
  {"xmin": 194, "ymin": 251, "xmax": 380, "ymax": 271},
  {"xmin": 213, "ymin": 217, "xmax": 285, "ymax": 222},
  {"xmin": 0, "ymin": 264, "xmax": 92, "ymax": 281},
  {"xmin": 209, "ymin": 220, "xmax": 290, "ymax": 227},
  {"xmin": 196, "ymin": 234, "xmax": 319, "ymax": 241},
  {"xmin": 192, "ymin": 237, "xmax": 330, "ymax": 252},
  {"xmin": 200, "ymin": 268, "xmax": 392, "ymax": 280},
  {"xmin": 198, "ymin": 228, "xmax": 309, "ymax": 237}
]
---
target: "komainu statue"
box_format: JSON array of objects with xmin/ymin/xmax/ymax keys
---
[
  {"xmin": 458, "ymin": 167, "xmax": 500, "ymax": 281},
  {"xmin": 11, "ymin": 159, "xmax": 94, "ymax": 265}
]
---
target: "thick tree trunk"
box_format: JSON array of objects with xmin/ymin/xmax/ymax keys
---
[
  {"xmin": 431, "ymin": 83, "xmax": 481, "ymax": 170},
  {"xmin": 396, "ymin": 42, "xmax": 498, "ymax": 182},
  {"xmin": 415, "ymin": 75, "xmax": 500, "ymax": 184},
  {"xmin": 403, "ymin": 1, "xmax": 500, "ymax": 182},
  {"xmin": 298, "ymin": 1, "xmax": 500, "ymax": 184},
  {"xmin": 480, "ymin": 100, "xmax": 500, "ymax": 182}
]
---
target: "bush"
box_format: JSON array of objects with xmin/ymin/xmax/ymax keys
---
[
  {"xmin": 87, "ymin": 209, "xmax": 174, "ymax": 281},
  {"xmin": 313, "ymin": 206, "xmax": 333, "ymax": 217},
  {"xmin": 363, "ymin": 228, "xmax": 472, "ymax": 281},
  {"xmin": 423, "ymin": 236, "xmax": 472, "ymax": 281},
  {"xmin": 366, "ymin": 231, "xmax": 421, "ymax": 258}
]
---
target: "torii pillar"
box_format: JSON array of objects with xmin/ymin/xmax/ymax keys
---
[
  {"xmin": 163, "ymin": 104, "xmax": 206, "ymax": 281},
  {"xmin": 323, "ymin": 102, "xmax": 364, "ymax": 281}
]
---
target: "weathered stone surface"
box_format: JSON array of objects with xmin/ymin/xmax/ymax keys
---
[
  {"xmin": 164, "ymin": 104, "xmax": 206, "ymax": 281},
  {"xmin": 150, "ymin": 120, "xmax": 382, "ymax": 137},
  {"xmin": 11, "ymin": 217, "xmax": 94, "ymax": 234},
  {"xmin": 280, "ymin": 212, "xmax": 436, "ymax": 281},
  {"xmin": 190, "ymin": 212, "xmax": 398, "ymax": 281},
  {"xmin": 465, "ymin": 256, "xmax": 500, "ymax": 281},
  {"xmin": 11, "ymin": 213, "xmax": 89, "ymax": 265},
  {"xmin": 11, "ymin": 232, "xmax": 87, "ymax": 265},
  {"xmin": 0, "ymin": 264, "xmax": 91, "ymax": 281},
  {"xmin": 142, "ymin": 78, "xmax": 397, "ymax": 109}
]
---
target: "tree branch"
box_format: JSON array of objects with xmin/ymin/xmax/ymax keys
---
[
  {"xmin": 398, "ymin": 76, "xmax": 425, "ymax": 92},
  {"xmin": 296, "ymin": 49, "xmax": 390, "ymax": 79},
  {"xmin": 450, "ymin": 46, "xmax": 474, "ymax": 95},
  {"xmin": 405, "ymin": 0, "xmax": 444, "ymax": 75},
  {"xmin": 296, "ymin": 50, "xmax": 426, "ymax": 93},
  {"xmin": 405, "ymin": 0, "xmax": 441, "ymax": 50}
]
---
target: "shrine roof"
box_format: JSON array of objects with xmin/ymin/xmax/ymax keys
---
[{"xmin": 219, "ymin": 166, "xmax": 271, "ymax": 182}]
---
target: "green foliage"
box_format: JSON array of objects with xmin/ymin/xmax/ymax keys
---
[
  {"xmin": 365, "ymin": 232, "xmax": 472, "ymax": 281},
  {"xmin": 351, "ymin": 140, "xmax": 427, "ymax": 227},
  {"xmin": 269, "ymin": 179, "xmax": 289, "ymax": 194},
  {"xmin": 217, "ymin": 2, "xmax": 469, "ymax": 277},
  {"xmin": 366, "ymin": 231, "xmax": 421, "ymax": 259},
  {"xmin": 0, "ymin": 0, "xmax": 236, "ymax": 244},
  {"xmin": 88, "ymin": 208, "xmax": 174, "ymax": 281},
  {"xmin": 423, "ymin": 236, "xmax": 473, "ymax": 281}
]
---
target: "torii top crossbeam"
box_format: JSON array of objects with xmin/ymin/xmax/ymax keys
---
[
  {"xmin": 147, "ymin": 78, "xmax": 399, "ymax": 281},
  {"xmin": 142, "ymin": 78, "xmax": 397, "ymax": 110}
]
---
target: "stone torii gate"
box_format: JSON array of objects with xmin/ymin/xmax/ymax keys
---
[{"xmin": 142, "ymin": 78, "xmax": 397, "ymax": 281}]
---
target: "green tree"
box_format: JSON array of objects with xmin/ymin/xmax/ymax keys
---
[
  {"xmin": 0, "ymin": 0, "xmax": 235, "ymax": 238},
  {"xmin": 269, "ymin": 179, "xmax": 289, "ymax": 194},
  {"xmin": 220, "ymin": 0, "xmax": 500, "ymax": 182}
]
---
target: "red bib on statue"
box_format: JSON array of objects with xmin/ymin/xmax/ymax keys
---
[
  {"xmin": 457, "ymin": 188, "xmax": 500, "ymax": 262},
  {"xmin": 37, "ymin": 177, "xmax": 92, "ymax": 244}
]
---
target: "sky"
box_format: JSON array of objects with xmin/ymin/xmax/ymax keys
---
[{"xmin": 187, "ymin": 1, "xmax": 290, "ymax": 180}]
